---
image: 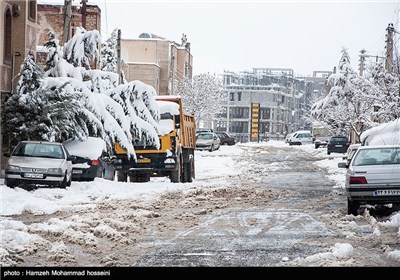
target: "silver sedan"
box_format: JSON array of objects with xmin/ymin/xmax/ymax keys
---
[
  {"xmin": 338, "ymin": 145, "xmax": 400, "ymax": 215},
  {"xmin": 4, "ymin": 141, "xmax": 74, "ymax": 188}
]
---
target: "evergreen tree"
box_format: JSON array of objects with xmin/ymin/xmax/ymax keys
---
[
  {"xmin": 101, "ymin": 28, "xmax": 119, "ymax": 72},
  {"xmin": 43, "ymin": 31, "xmax": 63, "ymax": 72},
  {"xmin": 3, "ymin": 53, "xmax": 44, "ymax": 147}
]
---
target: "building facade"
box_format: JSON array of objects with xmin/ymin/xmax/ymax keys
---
[
  {"xmin": 1, "ymin": 0, "xmax": 38, "ymax": 173},
  {"xmin": 121, "ymin": 33, "xmax": 193, "ymax": 95},
  {"xmin": 36, "ymin": 3, "xmax": 101, "ymax": 65},
  {"xmin": 213, "ymin": 68, "xmax": 325, "ymax": 143}
]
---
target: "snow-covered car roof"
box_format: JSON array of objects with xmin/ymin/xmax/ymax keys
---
[{"xmin": 63, "ymin": 137, "xmax": 107, "ymax": 159}]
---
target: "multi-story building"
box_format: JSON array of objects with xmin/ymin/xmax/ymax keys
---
[
  {"xmin": 214, "ymin": 68, "xmax": 323, "ymax": 143},
  {"xmin": 1, "ymin": 0, "xmax": 38, "ymax": 174},
  {"xmin": 121, "ymin": 33, "xmax": 193, "ymax": 95}
]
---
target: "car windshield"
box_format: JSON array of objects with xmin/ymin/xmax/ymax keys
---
[
  {"xmin": 197, "ymin": 134, "xmax": 213, "ymax": 140},
  {"xmin": 330, "ymin": 137, "xmax": 347, "ymax": 144},
  {"xmin": 352, "ymin": 147, "xmax": 400, "ymax": 166},
  {"xmin": 12, "ymin": 143, "xmax": 64, "ymax": 159}
]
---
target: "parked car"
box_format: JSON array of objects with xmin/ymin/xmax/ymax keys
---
[
  {"xmin": 327, "ymin": 135, "xmax": 350, "ymax": 155},
  {"xmin": 196, "ymin": 128, "xmax": 213, "ymax": 134},
  {"xmin": 342, "ymin": 143, "xmax": 361, "ymax": 166},
  {"xmin": 285, "ymin": 132, "xmax": 296, "ymax": 143},
  {"xmin": 288, "ymin": 130, "xmax": 313, "ymax": 145},
  {"xmin": 215, "ymin": 132, "xmax": 236, "ymax": 146},
  {"xmin": 338, "ymin": 145, "xmax": 400, "ymax": 215},
  {"xmin": 4, "ymin": 141, "xmax": 74, "ymax": 188},
  {"xmin": 196, "ymin": 132, "xmax": 221, "ymax": 152},
  {"xmin": 63, "ymin": 137, "xmax": 116, "ymax": 181}
]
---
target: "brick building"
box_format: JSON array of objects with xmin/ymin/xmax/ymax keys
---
[{"xmin": 36, "ymin": 2, "xmax": 101, "ymax": 65}]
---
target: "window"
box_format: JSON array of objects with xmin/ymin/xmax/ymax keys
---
[
  {"xmin": 237, "ymin": 92, "xmax": 242, "ymax": 101},
  {"xmin": 28, "ymin": 0, "xmax": 36, "ymax": 21},
  {"xmin": 3, "ymin": 8, "xmax": 12, "ymax": 65},
  {"xmin": 230, "ymin": 92, "xmax": 235, "ymax": 101}
]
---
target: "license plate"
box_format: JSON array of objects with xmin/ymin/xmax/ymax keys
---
[
  {"xmin": 374, "ymin": 190, "xmax": 400, "ymax": 196},
  {"xmin": 72, "ymin": 169, "xmax": 83, "ymax": 174},
  {"xmin": 24, "ymin": 173, "xmax": 44, "ymax": 179},
  {"xmin": 138, "ymin": 158, "xmax": 151, "ymax": 163},
  {"xmin": 335, "ymin": 145, "xmax": 343, "ymax": 147}
]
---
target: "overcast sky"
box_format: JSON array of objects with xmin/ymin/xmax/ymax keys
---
[{"xmin": 40, "ymin": 0, "xmax": 399, "ymax": 77}]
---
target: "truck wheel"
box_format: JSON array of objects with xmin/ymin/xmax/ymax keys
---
[
  {"xmin": 117, "ymin": 171, "xmax": 127, "ymax": 182},
  {"xmin": 182, "ymin": 159, "xmax": 193, "ymax": 183},
  {"xmin": 170, "ymin": 157, "xmax": 181, "ymax": 183}
]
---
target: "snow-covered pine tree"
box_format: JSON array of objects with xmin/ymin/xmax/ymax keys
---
[
  {"xmin": 43, "ymin": 31, "xmax": 63, "ymax": 72},
  {"xmin": 63, "ymin": 27, "xmax": 101, "ymax": 68},
  {"xmin": 101, "ymin": 28, "xmax": 119, "ymax": 72},
  {"xmin": 3, "ymin": 54, "xmax": 83, "ymax": 145}
]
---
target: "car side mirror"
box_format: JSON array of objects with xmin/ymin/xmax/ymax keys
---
[
  {"xmin": 67, "ymin": 155, "xmax": 76, "ymax": 162},
  {"xmin": 3, "ymin": 152, "xmax": 10, "ymax": 157},
  {"xmin": 338, "ymin": 162, "xmax": 347, "ymax": 168},
  {"xmin": 342, "ymin": 156, "xmax": 347, "ymax": 160}
]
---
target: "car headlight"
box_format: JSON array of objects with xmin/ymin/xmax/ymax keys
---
[
  {"xmin": 6, "ymin": 165, "xmax": 20, "ymax": 171},
  {"xmin": 48, "ymin": 168, "xmax": 63, "ymax": 174}
]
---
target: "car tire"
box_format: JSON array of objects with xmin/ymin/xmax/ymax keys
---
[
  {"xmin": 209, "ymin": 145, "xmax": 214, "ymax": 152},
  {"xmin": 315, "ymin": 144, "xmax": 319, "ymax": 149},
  {"xmin": 60, "ymin": 175, "xmax": 68, "ymax": 189},
  {"xmin": 347, "ymin": 198, "xmax": 359, "ymax": 216},
  {"xmin": 170, "ymin": 156, "xmax": 182, "ymax": 183},
  {"xmin": 66, "ymin": 175, "xmax": 72, "ymax": 187},
  {"xmin": 5, "ymin": 179, "xmax": 16, "ymax": 188},
  {"xmin": 327, "ymin": 151, "xmax": 331, "ymax": 155}
]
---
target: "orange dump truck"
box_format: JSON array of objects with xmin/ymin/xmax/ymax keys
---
[{"xmin": 113, "ymin": 96, "xmax": 196, "ymax": 183}]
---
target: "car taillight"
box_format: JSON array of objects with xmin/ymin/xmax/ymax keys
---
[
  {"xmin": 91, "ymin": 159, "xmax": 99, "ymax": 166},
  {"xmin": 349, "ymin": 176, "xmax": 367, "ymax": 184}
]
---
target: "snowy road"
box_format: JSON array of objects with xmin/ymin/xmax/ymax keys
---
[{"xmin": 1, "ymin": 142, "xmax": 400, "ymax": 267}]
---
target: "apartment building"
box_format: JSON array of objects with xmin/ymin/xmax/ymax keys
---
[
  {"xmin": 214, "ymin": 68, "xmax": 324, "ymax": 143},
  {"xmin": 121, "ymin": 33, "xmax": 193, "ymax": 95}
]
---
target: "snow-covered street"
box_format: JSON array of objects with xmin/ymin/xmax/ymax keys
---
[{"xmin": 1, "ymin": 140, "xmax": 400, "ymax": 267}]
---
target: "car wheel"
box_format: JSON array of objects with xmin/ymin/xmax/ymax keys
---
[
  {"xmin": 66, "ymin": 175, "xmax": 72, "ymax": 187},
  {"xmin": 5, "ymin": 179, "xmax": 17, "ymax": 188},
  {"xmin": 209, "ymin": 145, "xmax": 214, "ymax": 152},
  {"xmin": 347, "ymin": 198, "xmax": 359, "ymax": 216},
  {"xmin": 327, "ymin": 151, "xmax": 331, "ymax": 155},
  {"xmin": 315, "ymin": 144, "xmax": 319, "ymax": 149},
  {"xmin": 223, "ymin": 142, "xmax": 229, "ymax": 146},
  {"xmin": 60, "ymin": 175, "xmax": 68, "ymax": 189}
]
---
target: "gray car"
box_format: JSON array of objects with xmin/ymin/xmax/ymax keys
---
[
  {"xmin": 196, "ymin": 132, "xmax": 221, "ymax": 152},
  {"xmin": 4, "ymin": 141, "xmax": 74, "ymax": 189},
  {"xmin": 338, "ymin": 145, "xmax": 400, "ymax": 215}
]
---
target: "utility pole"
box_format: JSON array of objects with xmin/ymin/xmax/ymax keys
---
[
  {"xmin": 62, "ymin": 0, "xmax": 72, "ymax": 45},
  {"xmin": 359, "ymin": 49, "xmax": 366, "ymax": 76},
  {"xmin": 385, "ymin": 23, "xmax": 394, "ymax": 73},
  {"xmin": 116, "ymin": 29, "xmax": 121, "ymax": 84},
  {"xmin": 81, "ymin": 0, "xmax": 87, "ymax": 29}
]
